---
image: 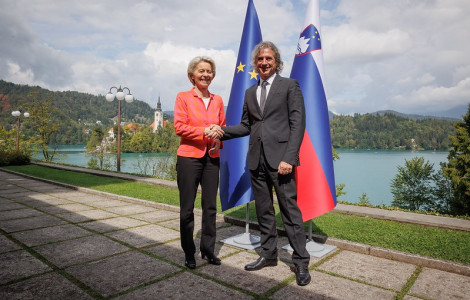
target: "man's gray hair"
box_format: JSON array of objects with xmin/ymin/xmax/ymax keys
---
[{"xmin": 251, "ymin": 41, "xmax": 284, "ymax": 74}]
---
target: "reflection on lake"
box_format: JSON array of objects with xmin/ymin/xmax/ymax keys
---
[{"xmin": 35, "ymin": 146, "xmax": 448, "ymax": 206}]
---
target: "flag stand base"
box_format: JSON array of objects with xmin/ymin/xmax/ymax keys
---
[
  {"xmin": 221, "ymin": 203, "xmax": 261, "ymax": 250},
  {"xmin": 282, "ymin": 220, "xmax": 337, "ymax": 258}
]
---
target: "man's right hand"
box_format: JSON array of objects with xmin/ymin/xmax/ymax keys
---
[{"xmin": 204, "ymin": 124, "xmax": 224, "ymax": 139}]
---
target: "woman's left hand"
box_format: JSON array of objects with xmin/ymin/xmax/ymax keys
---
[{"xmin": 209, "ymin": 139, "xmax": 220, "ymax": 154}]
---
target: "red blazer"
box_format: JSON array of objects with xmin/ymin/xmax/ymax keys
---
[{"xmin": 174, "ymin": 88, "xmax": 226, "ymax": 158}]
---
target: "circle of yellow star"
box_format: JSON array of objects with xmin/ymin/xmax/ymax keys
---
[
  {"xmin": 236, "ymin": 62, "xmax": 246, "ymax": 73},
  {"xmin": 248, "ymin": 70, "xmax": 259, "ymax": 80}
]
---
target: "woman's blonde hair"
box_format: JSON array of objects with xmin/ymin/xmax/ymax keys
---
[{"xmin": 187, "ymin": 56, "xmax": 216, "ymax": 85}]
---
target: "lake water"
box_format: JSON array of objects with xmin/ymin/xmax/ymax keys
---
[{"xmin": 35, "ymin": 146, "xmax": 448, "ymax": 206}]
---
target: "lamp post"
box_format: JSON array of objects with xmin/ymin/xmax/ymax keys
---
[
  {"xmin": 105, "ymin": 86, "xmax": 133, "ymax": 172},
  {"xmin": 11, "ymin": 110, "xmax": 29, "ymax": 152}
]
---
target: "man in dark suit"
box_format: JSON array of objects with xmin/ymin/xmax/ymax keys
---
[{"xmin": 206, "ymin": 41, "xmax": 311, "ymax": 286}]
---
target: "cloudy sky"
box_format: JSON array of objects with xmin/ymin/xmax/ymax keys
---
[{"xmin": 1, "ymin": 0, "xmax": 469, "ymax": 118}]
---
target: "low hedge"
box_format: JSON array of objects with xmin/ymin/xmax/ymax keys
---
[{"xmin": 0, "ymin": 150, "xmax": 31, "ymax": 166}]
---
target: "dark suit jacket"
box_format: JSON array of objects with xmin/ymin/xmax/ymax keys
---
[{"xmin": 222, "ymin": 74, "xmax": 306, "ymax": 170}]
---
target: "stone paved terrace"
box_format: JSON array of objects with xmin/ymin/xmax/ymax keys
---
[{"xmin": 0, "ymin": 169, "xmax": 469, "ymax": 299}]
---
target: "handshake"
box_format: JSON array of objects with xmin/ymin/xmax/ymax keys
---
[{"xmin": 204, "ymin": 124, "xmax": 225, "ymax": 139}]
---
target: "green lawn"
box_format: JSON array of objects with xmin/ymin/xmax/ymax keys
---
[{"xmin": 3, "ymin": 164, "xmax": 469, "ymax": 265}]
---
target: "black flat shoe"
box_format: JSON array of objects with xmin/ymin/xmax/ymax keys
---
[
  {"xmin": 201, "ymin": 252, "xmax": 221, "ymax": 265},
  {"xmin": 244, "ymin": 257, "xmax": 277, "ymax": 271},
  {"xmin": 185, "ymin": 255, "xmax": 196, "ymax": 269}
]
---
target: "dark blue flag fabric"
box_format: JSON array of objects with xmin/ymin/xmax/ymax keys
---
[
  {"xmin": 219, "ymin": 0, "xmax": 262, "ymax": 211},
  {"xmin": 290, "ymin": 0, "xmax": 337, "ymax": 221}
]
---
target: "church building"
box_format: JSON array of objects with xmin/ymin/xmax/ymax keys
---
[{"xmin": 151, "ymin": 96, "xmax": 163, "ymax": 132}]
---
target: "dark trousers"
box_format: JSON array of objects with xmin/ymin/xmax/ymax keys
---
[
  {"xmin": 176, "ymin": 154, "xmax": 219, "ymax": 257},
  {"xmin": 250, "ymin": 148, "xmax": 310, "ymax": 267}
]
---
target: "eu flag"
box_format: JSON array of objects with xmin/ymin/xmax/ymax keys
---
[
  {"xmin": 290, "ymin": 0, "xmax": 337, "ymax": 221},
  {"xmin": 220, "ymin": 0, "xmax": 262, "ymax": 211}
]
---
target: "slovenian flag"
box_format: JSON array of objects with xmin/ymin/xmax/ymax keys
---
[
  {"xmin": 290, "ymin": 0, "xmax": 337, "ymax": 221},
  {"xmin": 220, "ymin": 0, "xmax": 262, "ymax": 211}
]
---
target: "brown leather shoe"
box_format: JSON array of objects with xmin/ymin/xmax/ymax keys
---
[
  {"xmin": 295, "ymin": 265, "xmax": 311, "ymax": 286},
  {"xmin": 244, "ymin": 257, "xmax": 277, "ymax": 271}
]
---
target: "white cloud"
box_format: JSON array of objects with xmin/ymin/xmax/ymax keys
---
[
  {"xmin": 324, "ymin": 25, "xmax": 412, "ymax": 64},
  {"xmin": 393, "ymin": 77, "xmax": 470, "ymax": 112},
  {"xmin": 0, "ymin": 0, "xmax": 469, "ymax": 117}
]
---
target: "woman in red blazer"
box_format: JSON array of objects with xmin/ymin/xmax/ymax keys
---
[{"xmin": 174, "ymin": 56, "xmax": 225, "ymax": 269}]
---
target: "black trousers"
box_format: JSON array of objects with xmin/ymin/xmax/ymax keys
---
[
  {"xmin": 176, "ymin": 154, "xmax": 219, "ymax": 257},
  {"xmin": 250, "ymin": 148, "xmax": 310, "ymax": 267}
]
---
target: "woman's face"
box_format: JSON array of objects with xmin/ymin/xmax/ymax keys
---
[{"xmin": 191, "ymin": 61, "xmax": 214, "ymax": 90}]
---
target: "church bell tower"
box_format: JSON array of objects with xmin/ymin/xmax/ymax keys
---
[{"xmin": 153, "ymin": 96, "xmax": 163, "ymax": 132}]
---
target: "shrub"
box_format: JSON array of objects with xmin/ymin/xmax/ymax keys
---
[{"xmin": 0, "ymin": 150, "xmax": 31, "ymax": 166}]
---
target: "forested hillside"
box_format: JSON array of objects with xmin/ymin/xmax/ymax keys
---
[
  {"xmin": 0, "ymin": 80, "xmax": 155, "ymax": 144},
  {"xmin": 330, "ymin": 113, "xmax": 456, "ymax": 150},
  {"xmin": 0, "ymin": 80, "xmax": 458, "ymax": 149}
]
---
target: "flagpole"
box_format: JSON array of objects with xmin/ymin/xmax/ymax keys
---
[
  {"xmin": 232, "ymin": 203, "xmax": 261, "ymax": 245},
  {"xmin": 219, "ymin": 0, "xmax": 262, "ymax": 250},
  {"xmin": 305, "ymin": 220, "xmax": 324, "ymax": 252},
  {"xmin": 282, "ymin": 0, "xmax": 337, "ymax": 258}
]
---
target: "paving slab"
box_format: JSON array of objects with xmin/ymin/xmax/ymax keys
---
[
  {"xmin": 0, "ymin": 197, "xmax": 13, "ymax": 204},
  {"xmin": 409, "ymin": 267, "xmax": 470, "ymax": 299},
  {"xmin": 33, "ymin": 235, "xmax": 130, "ymax": 268},
  {"xmin": 67, "ymin": 194, "xmax": 117, "ymax": 204},
  {"xmin": 37, "ymin": 203, "xmax": 95, "ymax": 214},
  {"xmin": 318, "ymin": 250, "xmax": 416, "ymax": 291},
  {"xmin": 0, "ymin": 214, "xmax": 67, "ymax": 233},
  {"xmin": 11, "ymin": 223, "xmax": 93, "ymax": 247},
  {"xmin": 14, "ymin": 181, "xmax": 51, "ymax": 188},
  {"xmin": 28, "ymin": 185, "xmax": 70, "ymax": 193},
  {"xmin": 86, "ymin": 199, "xmax": 133, "ymax": 208},
  {"xmin": 272, "ymin": 270, "xmax": 396, "ymax": 300},
  {"xmin": 66, "ymin": 251, "xmax": 179, "ymax": 297},
  {"xmin": 103, "ymin": 204, "xmax": 157, "ymax": 215},
  {"xmin": 0, "ymin": 184, "xmax": 19, "ymax": 191},
  {"xmin": 80, "ymin": 216, "xmax": 149, "ymax": 233},
  {"xmin": 43, "ymin": 190, "xmax": 94, "ymax": 200},
  {"xmin": 0, "ymin": 207, "xmax": 45, "ymax": 221},
  {"xmin": 16, "ymin": 192, "xmax": 67, "ymax": 202},
  {"xmin": 57, "ymin": 209, "xmax": 118, "ymax": 223},
  {"xmin": 216, "ymin": 224, "xmax": 257, "ymax": 241},
  {"xmin": 115, "ymin": 271, "xmax": 252, "ymax": 300},
  {"xmin": 132, "ymin": 209, "xmax": 180, "ymax": 223},
  {"xmin": 0, "ymin": 250, "xmax": 52, "ymax": 284},
  {"xmin": 1, "ymin": 168, "xmax": 469, "ymax": 300},
  {"xmin": 0, "ymin": 202, "xmax": 27, "ymax": 211},
  {"xmin": 0, "ymin": 272, "xmax": 93, "ymax": 300},
  {"xmin": 0, "ymin": 234, "xmax": 22, "ymax": 253},
  {"xmin": 403, "ymin": 296, "xmax": 422, "ymax": 300},
  {"xmin": 17, "ymin": 197, "xmax": 74, "ymax": 207},
  {"xmin": 277, "ymin": 235, "xmax": 329, "ymax": 266},
  {"xmin": 197, "ymin": 251, "xmax": 293, "ymax": 294},
  {"xmin": 0, "ymin": 189, "xmax": 32, "ymax": 197},
  {"xmin": 147, "ymin": 238, "xmax": 240, "ymax": 267},
  {"xmin": 106, "ymin": 224, "xmax": 180, "ymax": 248}
]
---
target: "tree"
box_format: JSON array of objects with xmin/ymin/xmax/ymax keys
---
[
  {"xmin": 153, "ymin": 122, "xmax": 179, "ymax": 153},
  {"xmin": 24, "ymin": 94, "xmax": 60, "ymax": 162},
  {"xmin": 391, "ymin": 157, "xmax": 436, "ymax": 211},
  {"xmin": 86, "ymin": 126, "xmax": 104, "ymax": 152},
  {"xmin": 332, "ymin": 147, "xmax": 346, "ymax": 199},
  {"xmin": 129, "ymin": 126, "xmax": 154, "ymax": 153},
  {"xmin": 433, "ymin": 168, "xmax": 454, "ymax": 214},
  {"xmin": 442, "ymin": 104, "xmax": 470, "ymax": 215},
  {"xmin": 358, "ymin": 192, "xmax": 370, "ymax": 205}
]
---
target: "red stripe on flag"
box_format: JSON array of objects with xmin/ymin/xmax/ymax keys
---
[{"xmin": 296, "ymin": 131, "xmax": 336, "ymax": 221}]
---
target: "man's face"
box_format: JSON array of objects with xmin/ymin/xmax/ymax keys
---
[{"xmin": 256, "ymin": 48, "xmax": 277, "ymax": 80}]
